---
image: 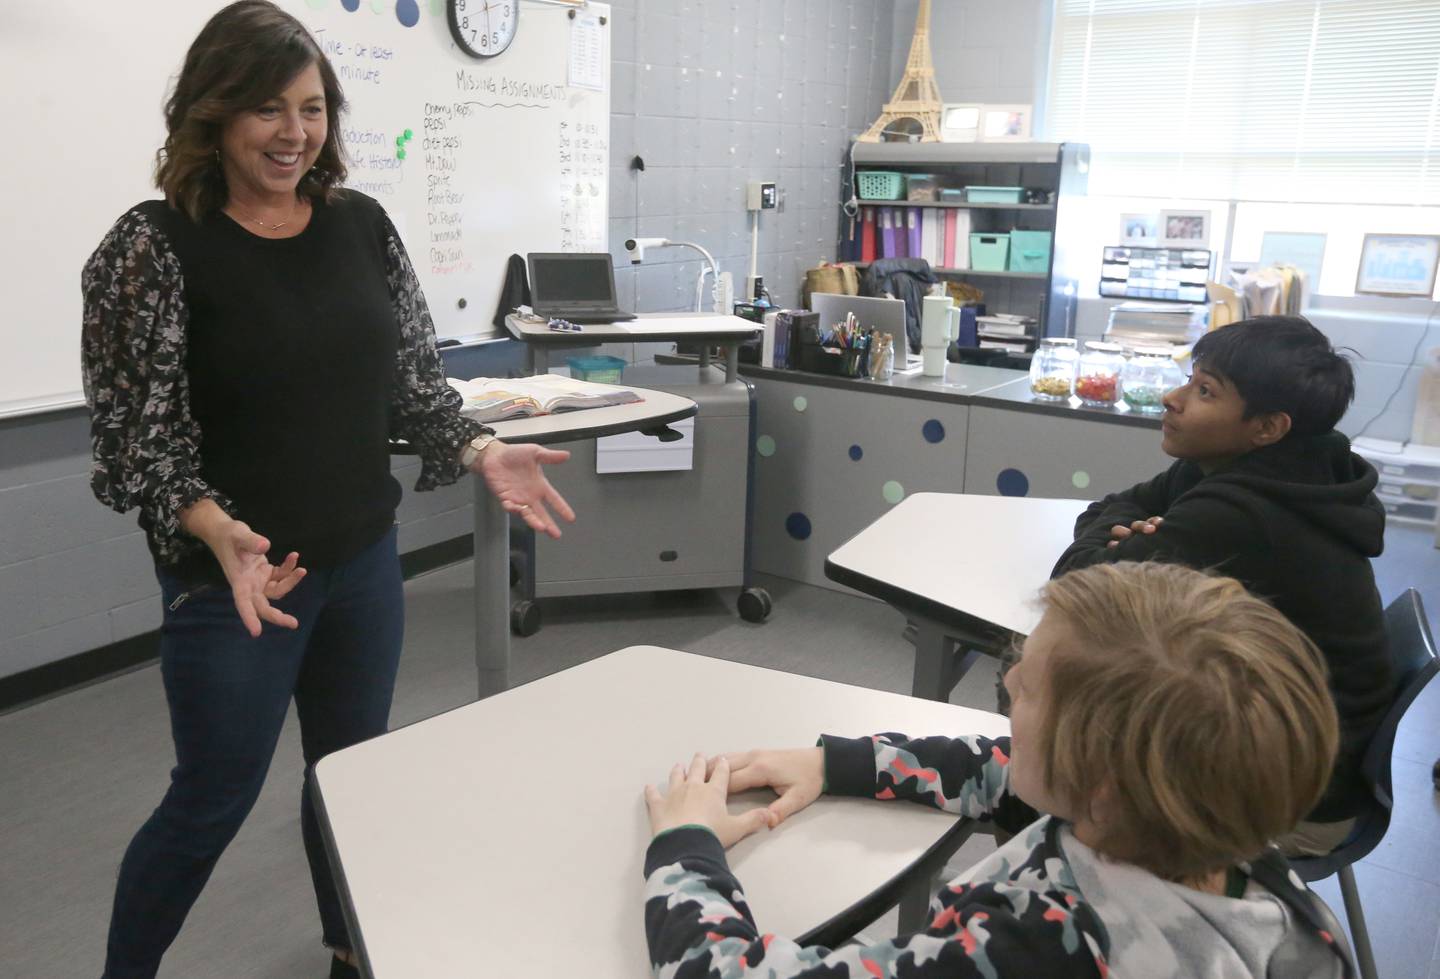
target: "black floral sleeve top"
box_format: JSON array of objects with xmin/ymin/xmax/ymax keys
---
[{"xmin": 80, "ymin": 199, "xmax": 488, "ymax": 568}]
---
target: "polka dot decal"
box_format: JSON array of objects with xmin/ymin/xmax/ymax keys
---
[
  {"xmin": 340, "ymin": 0, "xmax": 361, "ymax": 10},
  {"xmin": 1072, "ymin": 470, "xmax": 1091, "ymax": 490},
  {"xmin": 792, "ymin": 396, "xmax": 808, "ymax": 412},
  {"xmin": 785, "ymin": 512, "xmax": 812, "ymax": 540},
  {"xmin": 922, "ymin": 419, "xmax": 945, "ymax": 443},
  {"xmin": 396, "ymin": 0, "xmax": 421, "ymax": 26},
  {"xmin": 371, "ymin": 0, "xmax": 387, "ymax": 14},
  {"xmin": 882, "ymin": 480, "xmax": 905, "ymax": 505},
  {"xmin": 848, "ymin": 444, "xmax": 863, "ymax": 461},
  {"xmin": 756, "ymin": 435, "xmax": 776, "ymax": 457},
  {"xmin": 996, "ymin": 468, "xmax": 1030, "ymax": 497},
  {"xmin": 305, "ymin": 0, "xmax": 328, "ymax": 9}
]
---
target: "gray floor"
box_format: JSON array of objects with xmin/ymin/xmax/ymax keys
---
[{"xmin": 2, "ymin": 526, "xmax": 1438, "ymax": 978}]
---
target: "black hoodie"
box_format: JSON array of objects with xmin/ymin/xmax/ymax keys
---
[{"xmin": 1052, "ymin": 431, "xmax": 1392, "ymax": 821}]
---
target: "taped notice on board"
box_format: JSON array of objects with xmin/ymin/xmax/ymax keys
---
[{"xmin": 568, "ymin": 11, "xmax": 604, "ymax": 92}]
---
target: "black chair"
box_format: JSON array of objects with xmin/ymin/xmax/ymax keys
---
[{"xmin": 1288, "ymin": 589, "xmax": 1440, "ymax": 979}]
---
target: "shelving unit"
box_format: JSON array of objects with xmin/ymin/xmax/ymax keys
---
[
  {"xmin": 846, "ymin": 142, "xmax": 1091, "ymax": 350},
  {"xmin": 1353, "ymin": 437, "xmax": 1440, "ymax": 534}
]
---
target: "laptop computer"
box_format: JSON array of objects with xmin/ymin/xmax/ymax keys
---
[{"xmin": 526, "ymin": 252, "xmax": 636, "ymax": 323}]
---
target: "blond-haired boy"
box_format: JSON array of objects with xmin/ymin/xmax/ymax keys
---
[{"xmin": 643, "ymin": 563, "xmax": 1353, "ymax": 978}]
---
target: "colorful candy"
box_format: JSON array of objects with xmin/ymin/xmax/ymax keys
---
[
  {"xmin": 1075, "ymin": 373, "xmax": 1119, "ymax": 404},
  {"xmin": 1031, "ymin": 375, "xmax": 1073, "ymax": 398}
]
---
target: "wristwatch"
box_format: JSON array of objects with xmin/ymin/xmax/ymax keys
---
[{"xmin": 459, "ymin": 433, "xmax": 498, "ymax": 468}]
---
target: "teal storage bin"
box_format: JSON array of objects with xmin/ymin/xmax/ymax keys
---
[
  {"xmin": 566, "ymin": 355, "xmax": 626, "ymax": 383},
  {"xmin": 1008, "ymin": 230, "xmax": 1053, "ymax": 273},
  {"xmin": 855, "ymin": 171, "xmax": 905, "ymax": 201},
  {"xmin": 969, "ymin": 233, "xmax": 1011, "ymax": 272},
  {"xmin": 966, "ymin": 186, "xmax": 1024, "ymax": 204}
]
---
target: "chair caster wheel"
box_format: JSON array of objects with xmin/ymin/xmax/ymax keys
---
[
  {"xmin": 737, "ymin": 587, "xmax": 772, "ymax": 623},
  {"xmin": 510, "ymin": 600, "xmax": 541, "ymax": 637}
]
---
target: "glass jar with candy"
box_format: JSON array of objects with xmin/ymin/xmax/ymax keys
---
[
  {"xmin": 1121, "ymin": 346, "xmax": 1185, "ymax": 414},
  {"xmin": 1075, "ymin": 341, "xmax": 1123, "ymax": 406},
  {"xmin": 1029, "ymin": 338, "xmax": 1078, "ymax": 400}
]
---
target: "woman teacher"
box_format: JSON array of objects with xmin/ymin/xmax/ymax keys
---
[{"xmin": 81, "ymin": 3, "xmax": 572, "ymax": 976}]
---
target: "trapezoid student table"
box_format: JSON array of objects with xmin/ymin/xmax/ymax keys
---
[
  {"xmin": 314, "ymin": 645, "xmax": 1010, "ymax": 978},
  {"xmin": 468, "ymin": 390, "xmax": 697, "ymax": 698},
  {"xmin": 825, "ymin": 492, "xmax": 1090, "ymax": 701}
]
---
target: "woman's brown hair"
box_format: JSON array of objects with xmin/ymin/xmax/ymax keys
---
[
  {"xmin": 1035, "ymin": 562, "xmax": 1339, "ymax": 882},
  {"xmin": 155, "ymin": 0, "xmax": 348, "ymax": 220}
]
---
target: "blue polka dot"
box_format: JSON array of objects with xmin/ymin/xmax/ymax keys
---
[
  {"xmin": 785, "ymin": 512, "xmax": 812, "ymax": 541},
  {"xmin": 922, "ymin": 419, "xmax": 945, "ymax": 443},
  {"xmin": 849, "ymin": 444, "xmax": 863, "ymax": 461},
  {"xmin": 340, "ymin": 0, "xmax": 360, "ymax": 11},
  {"xmin": 396, "ymin": 0, "xmax": 420, "ymax": 26},
  {"xmin": 996, "ymin": 468, "xmax": 1030, "ymax": 497}
]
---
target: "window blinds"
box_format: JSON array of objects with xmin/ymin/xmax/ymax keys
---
[{"xmin": 1046, "ymin": 0, "xmax": 1440, "ymax": 205}]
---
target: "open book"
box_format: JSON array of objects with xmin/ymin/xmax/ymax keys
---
[{"xmin": 447, "ymin": 373, "xmax": 643, "ymax": 423}]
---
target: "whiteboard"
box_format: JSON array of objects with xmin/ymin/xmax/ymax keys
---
[{"xmin": 0, "ymin": 0, "xmax": 609, "ymax": 417}]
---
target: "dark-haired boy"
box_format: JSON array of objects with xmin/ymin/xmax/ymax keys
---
[{"xmin": 1052, "ymin": 315, "xmax": 1392, "ymax": 856}]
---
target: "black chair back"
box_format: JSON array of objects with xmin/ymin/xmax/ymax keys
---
[
  {"xmin": 1366, "ymin": 590, "xmax": 1440, "ymax": 814},
  {"xmin": 1294, "ymin": 589, "xmax": 1439, "ymax": 882}
]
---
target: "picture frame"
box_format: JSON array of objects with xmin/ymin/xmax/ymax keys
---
[
  {"xmin": 1159, "ymin": 209, "xmax": 1211, "ymax": 248},
  {"xmin": 1355, "ymin": 234, "xmax": 1440, "ymax": 297},
  {"xmin": 978, "ymin": 104, "xmax": 1032, "ymax": 143},
  {"xmin": 939, "ymin": 103, "xmax": 982, "ymax": 143},
  {"xmin": 1119, "ymin": 212, "xmax": 1159, "ymax": 247}
]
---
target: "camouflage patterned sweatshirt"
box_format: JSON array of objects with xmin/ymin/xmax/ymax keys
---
[{"xmin": 643, "ymin": 732, "xmax": 1354, "ymax": 979}]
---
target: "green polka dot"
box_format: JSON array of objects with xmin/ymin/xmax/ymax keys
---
[
  {"xmin": 371, "ymin": 0, "xmax": 385, "ymax": 12},
  {"xmin": 431, "ymin": 0, "xmax": 445, "ymax": 14},
  {"xmin": 1072, "ymin": 470, "xmax": 1091, "ymax": 490},
  {"xmin": 882, "ymin": 480, "xmax": 905, "ymax": 505},
  {"xmin": 792, "ymin": 396, "xmax": 808, "ymax": 412},
  {"xmin": 756, "ymin": 435, "xmax": 776, "ymax": 457},
  {"xmin": 304, "ymin": 0, "xmax": 327, "ymax": 8}
]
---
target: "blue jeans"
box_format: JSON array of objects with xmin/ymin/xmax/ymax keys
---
[{"xmin": 102, "ymin": 527, "xmax": 404, "ymax": 979}]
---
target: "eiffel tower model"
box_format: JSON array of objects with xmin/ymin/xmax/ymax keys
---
[{"xmin": 860, "ymin": 0, "xmax": 943, "ymax": 142}]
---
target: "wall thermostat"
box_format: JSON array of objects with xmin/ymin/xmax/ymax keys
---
[{"xmin": 746, "ymin": 180, "xmax": 778, "ymax": 211}]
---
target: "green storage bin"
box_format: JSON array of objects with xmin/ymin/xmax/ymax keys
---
[
  {"xmin": 969, "ymin": 233, "xmax": 1011, "ymax": 271},
  {"xmin": 966, "ymin": 185, "xmax": 1024, "ymax": 204},
  {"xmin": 1008, "ymin": 230, "xmax": 1052, "ymax": 273},
  {"xmin": 566, "ymin": 355, "xmax": 626, "ymax": 383},
  {"xmin": 855, "ymin": 171, "xmax": 905, "ymax": 201}
]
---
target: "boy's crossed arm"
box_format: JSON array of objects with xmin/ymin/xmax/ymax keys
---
[{"xmin": 1055, "ymin": 477, "xmax": 1268, "ymax": 580}]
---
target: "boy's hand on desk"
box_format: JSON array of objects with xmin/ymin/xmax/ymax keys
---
[
  {"xmin": 1107, "ymin": 516, "xmax": 1163, "ymax": 549},
  {"xmin": 714, "ymin": 748, "xmax": 824, "ymax": 826},
  {"xmin": 645, "ymin": 755, "xmax": 777, "ymax": 848}
]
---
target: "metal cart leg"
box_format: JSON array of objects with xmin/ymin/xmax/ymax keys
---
[{"xmin": 474, "ymin": 478, "xmax": 510, "ymax": 698}]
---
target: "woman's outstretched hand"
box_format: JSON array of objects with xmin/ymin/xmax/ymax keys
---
[
  {"xmin": 205, "ymin": 521, "xmax": 306, "ymax": 637},
  {"xmin": 181, "ymin": 499, "xmax": 306, "ymax": 638},
  {"xmin": 476, "ymin": 440, "xmax": 576, "ymax": 539}
]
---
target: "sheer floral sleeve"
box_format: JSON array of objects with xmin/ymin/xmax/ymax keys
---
[
  {"xmin": 81, "ymin": 206, "xmax": 232, "ymax": 566},
  {"xmin": 380, "ymin": 212, "xmax": 490, "ymax": 489}
]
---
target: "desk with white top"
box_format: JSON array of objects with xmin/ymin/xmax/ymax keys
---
[
  {"xmin": 475, "ymin": 391, "xmax": 697, "ymax": 697},
  {"xmin": 826, "ymin": 493, "xmax": 1090, "ymax": 700},
  {"xmin": 504, "ymin": 311, "xmax": 761, "ymax": 381},
  {"xmin": 314, "ymin": 645, "xmax": 1010, "ymax": 979}
]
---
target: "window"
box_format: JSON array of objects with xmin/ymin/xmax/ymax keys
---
[{"xmin": 1046, "ymin": 0, "xmax": 1440, "ymax": 206}]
